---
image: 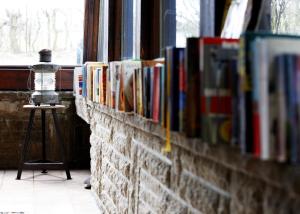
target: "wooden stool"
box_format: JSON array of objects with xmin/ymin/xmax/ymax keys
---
[{"xmin": 17, "ymin": 105, "xmax": 71, "ymax": 180}]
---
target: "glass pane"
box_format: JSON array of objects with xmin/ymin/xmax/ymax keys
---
[
  {"xmin": 133, "ymin": 0, "xmax": 141, "ymax": 59},
  {"xmin": 272, "ymin": 0, "xmax": 300, "ymax": 35},
  {"xmin": 176, "ymin": 0, "xmax": 200, "ymax": 47},
  {"xmin": 0, "ymin": 0, "xmax": 84, "ymax": 65},
  {"xmin": 122, "ymin": 0, "xmax": 134, "ymax": 59},
  {"xmin": 98, "ymin": 0, "xmax": 109, "ymax": 63}
]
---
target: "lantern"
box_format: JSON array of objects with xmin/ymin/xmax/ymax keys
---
[{"xmin": 30, "ymin": 49, "xmax": 60, "ymax": 106}]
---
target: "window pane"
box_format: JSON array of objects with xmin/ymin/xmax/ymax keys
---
[
  {"xmin": 0, "ymin": 0, "xmax": 84, "ymax": 65},
  {"xmin": 98, "ymin": 0, "xmax": 109, "ymax": 63},
  {"xmin": 133, "ymin": 0, "xmax": 141, "ymax": 59},
  {"xmin": 176, "ymin": 0, "xmax": 200, "ymax": 47},
  {"xmin": 122, "ymin": 0, "xmax": 134, "ymax": 59},
  {"xmin": 272, "ymin": 0, "xmax": 300, "ymax": 35}
]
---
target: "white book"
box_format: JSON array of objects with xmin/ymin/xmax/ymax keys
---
[
  {"xmin": 121, "ymin": 60, "xmax": 142, "ymax": 112},
  {"xmin": 109, "ymin": 61, "xmax": 122, "ymax": 109}
]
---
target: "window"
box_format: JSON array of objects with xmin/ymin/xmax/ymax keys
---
[
  {"xmin": 98, "ymin": 0, "xmax": 109, "ymax": 63},
  {"xmin": 133, "ymin": 0, "xmax": 141, "ymax": 59},
  {"xmin": 160, "ymin": 0, "xmax": 200, "ymax": 51},
  {"xmin": 122, "ymin": 0, "xmax": 134, "ymax": 59},
  {"xmin": 176, "ymin": 0, "xmax": 200, "ymax": 47},
  {"xmin": 272, "ymin": 0, "xmax": 300, "ymax": 34},
  {"xmin": 0, "ymin": 0, "xmax": 84, "ymax": 65}
]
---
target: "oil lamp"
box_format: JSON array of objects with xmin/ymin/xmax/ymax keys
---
[{"xmin": 30, "ymin": 49, "xmax": 60, "ymax": 106}]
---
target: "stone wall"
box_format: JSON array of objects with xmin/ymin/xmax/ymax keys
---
[
  {"xmin": 76, "ymin": 96, "xmax": 300, "ymax": 214},
  {"xmin": 0, "ymin": 91, "xmax": 90, "ymax": 169}
]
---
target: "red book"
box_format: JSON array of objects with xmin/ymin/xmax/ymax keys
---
[{"xmin": 152, "ymin": 65, "xmax": 161, "ymax": 123}]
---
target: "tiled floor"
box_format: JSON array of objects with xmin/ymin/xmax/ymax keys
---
[{"xmin": 0, "ymin": 170, "xmax": 101, "ymax": 214}]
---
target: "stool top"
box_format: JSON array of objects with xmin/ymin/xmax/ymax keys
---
[{"xmin": 23, "ymin": 104, "xmax": 66, "ymax": 109}]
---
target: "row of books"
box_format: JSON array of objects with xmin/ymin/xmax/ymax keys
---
[
  {"xmin": 74, "ymin": 33, "xmax": 300, "ymax": 164},
  {"xmin": 239, "ymin": 32, "xmax": 300, "ymax": 164}
]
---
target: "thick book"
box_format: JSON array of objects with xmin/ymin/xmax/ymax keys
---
[
  {"xmin": 99, "ymin": 65, "xmax": 108, "ymax": 105},
  {"xmin": 165, "ymin": 47, "xmax": 185, "ymax": 132},
  {"xmin": 143, "ymin": 67, "xmax": 151, "ymax": 118},
  {"xmin": 185, "ymin": 38, "xmax": 201, "ymax": 137},
  {"xmin": 200, "ymin": 37, "xmax": 239, "ymax": 144},
  {"xmin": 117, "ymin": 66, "xmax": 126, "ymax": 112},
  {"xmin": 284, "ymin": 54, "xmax": 298, "ymax": 164},
  {"xmin": 110, "ymin": 61, "xmax": 122, "ymax": 109},
  {"xmin": 121, "ymin": 60, "xmax": 142, "ymax": 112}
]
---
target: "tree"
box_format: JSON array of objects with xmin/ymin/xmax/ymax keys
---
[
  {"xmin": 272, "ymin": 0, "xmax": 290, "ymax": 33},
  {"xmin": 6, "ymin": 10, "xmax": 22, "ymax": 53}
]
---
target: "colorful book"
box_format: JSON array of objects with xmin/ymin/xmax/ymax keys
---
[
  {"xmin": 178, "ymin": 48, "xmax": 186, "ymax": 133},
  {"xmin": 200, "ymin": 37, "xmax": 239, "ymax": 144},
  {"xmin": 165, "ymin": 47, "xmax": 184, "ymax": 132}
]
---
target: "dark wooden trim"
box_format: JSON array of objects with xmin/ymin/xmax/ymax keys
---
[
  {"xmin": 108, "ymin": 0, "xmax": 122, "ymax": 61},
  {"xmin": 140, "ymin": 0, "xmax": 160, "ymax": 59},
  {"xmin": 0, "ymin": 67, "xmax": 74, "ymax": 91},
  {"xmin": 83, "ymin": 0, "xmax": 100, "ymax": 62}
]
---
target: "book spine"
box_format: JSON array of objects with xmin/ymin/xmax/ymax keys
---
[
  {"xmin": 143, "ymin": 67, "xmax": 150, "ymax": 118},
  {"xmin": 106, "ymin": 66, "xmax": 111, "ymax": 106},
  {"xmin": 152, "ymin": 66, "xmax": 161, "ymax": 123},
  {"xmin": 82, "ymin": 65, "xmax": 87, "ymax": 97},
  {"xmin": 133, "ymin": 69, "xmax": 137, "ymax": 113},
  {"xmin": 179, "ymin": 48, "xmax": 186, "ymax": 133},
  {"xmin": 170, "ymin": 48, "xmax": 184, "ymax": 131},
  {"xmin": 115, "ymin": 64, "xmax": 121, "ymax": 111},
  {"xmin": 258, "ymin": 39, "xmax": 270, "ymax": 160},
  {"xmin": 285, "ymin": 55, "xmax": 298, "ymax": 164},
  {"xmin": 150, "ymin": 67, "xmax": 154, "ymax": 119},
  {"xmin": 276, "ymin": 55, "xmax": 287, "ymax": 162},
  {"xmin": 137, "ymin": 68, "xmax": 144, "ymax": 115},
  {"xmin": 251, "ymin": 39, "xmax": 261, "ymax": 158},
  {"xmin": 296, "ymin": 56, "xmax": 300, "ymax": 163},
  {"xmin": 119, "ymin": 67, "xmax": 126, "ymax": 111},
  {"xmin": 160, "ymin": 66, "xmax": 166, "ymax": 127},
  {"xmin": 185, "ymin": 38, "xmax": 201, "ymax": 137},
  {"xmin": 238, "ymin": 36, "xmax": 249, "ymax": 154},
  {"xmin": 110, "ymin": 64, "xmax": 115, "ymax": 108}
]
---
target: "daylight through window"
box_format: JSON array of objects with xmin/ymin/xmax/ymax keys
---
[{"xmin": 0, "ymin": 0, "xmax": 84, "ymax": 65}]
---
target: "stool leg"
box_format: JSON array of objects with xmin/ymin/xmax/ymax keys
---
[
  {"xmin": 52, "ymin": 109, "xmax": 71, "ymax": 179},
  {"xmin": 41, "ymin": 110, "xmax": 47, "ymax": 173},
  {"xmin": 17, "ymin": 109, "xmax": 35, "ymax": 180}
]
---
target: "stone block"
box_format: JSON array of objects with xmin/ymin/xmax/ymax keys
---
[
  {"xmin": 230, "ymin": 171, "xmax": 264, "ymax": 214},
  {"xmin": 139, "ymin": 169, "xmax": 188, "ymax": 214},
  {"xmin": 179, "ymin": 169, "xmax": 230, "ymax": 213},
  {"xmin": 135, "ymin": 139, "xmax": 172, "ymax": 187}
]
